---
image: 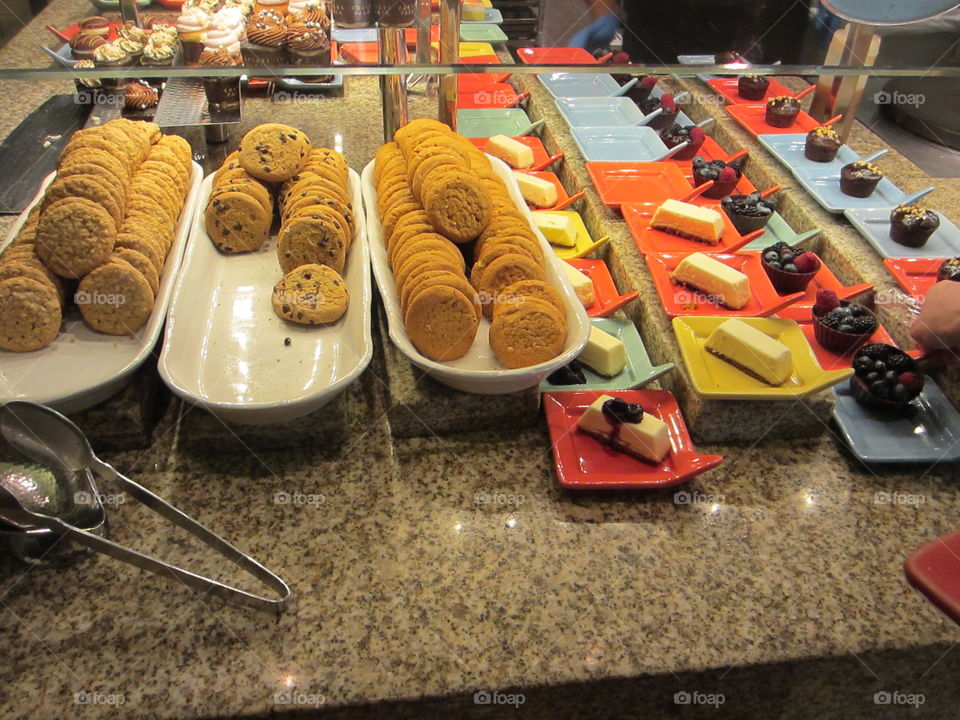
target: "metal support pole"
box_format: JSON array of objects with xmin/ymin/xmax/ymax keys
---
[
  {"xmin": 438, "ymin": 0, "xmax": 459, "ymax": 128},
  {"xmin": 118, "ymin": 0, "xmax": 141, "ymax": 26},
  {"xmin": 379, "ymin": 27, "xmax": 409, "ymax": 141},
  {"xmin": 415, "ymin": 0, "xmax": 432, "ymax": 64}
]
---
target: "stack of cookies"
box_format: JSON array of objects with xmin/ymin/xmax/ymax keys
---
[
  {"xmin": 0, "ymin": 119, "xmax": 191, "ymax": 351},
  {"xmin": 203, "ymin": 123, "xmax": 354, "ymax": 326},
  {"xmin": 375, "ymin": 119, "xmax": 568, "ymax": 369}
]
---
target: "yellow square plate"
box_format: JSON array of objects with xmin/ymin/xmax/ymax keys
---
[
  {"xmin": 431, "ymin": 41, "xmax": 497, "ymax": 57},
  {"xmin": 671, "ymin": 316, "xmax": 852, "ymax": 400},
  {"xmin": 536, "ymin": 210, "xmax": 609, "ymax": 260}
]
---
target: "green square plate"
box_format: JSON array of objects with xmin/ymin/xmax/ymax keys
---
[
  {"xmin": 540, "ymin": 317, "xmax": 674, "ymax": 392},
  {"xmin": 456, "ymin": 108, "xmax": 539, "ymax": 138},
  {"xmin": 460, "ymin": 24, "xmax": 509, "ymax": 43},
  {"xmin": 743, "ymin": 212, "xmax": 821, "ymax": 251}
]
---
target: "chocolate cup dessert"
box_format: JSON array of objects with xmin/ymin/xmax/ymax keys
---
[
  {"xmin": 738, "ymin": 75, "xmax": 768, "ymax": 101},
  {"xmin": 760, "ymin": 243, "xmax": 819, "ymax": 295},
  {"xmin": 691, "ymin": 156, "xmax": 742, "ymax": 199},
  {"xmin": 721, "ymin": 192, "xmax": 774, "ymax": 235},
  {"xmin": 814, "ymin": 301, "xmax": 877, "ymax": 354},
  {"xmin": 804, "ymin": 126, "xmax": 841, "ymax": 162},
  {"xmin": 659, "ymin": 123, "xmax": 705, "ymax": 161},
  {"xmin": 765, "ymin": 95, "xmax": 800, "ymax": 128},
  {"xmin": 850, "ymin": 344, "xmax": 922, "ymax": 413},
  {"xmin": 839, "ymin": 161, "xmax": 883, "ymax": 198},
  {"xmin": 889, "ymin": 205, "xmax": 940, "ymax": 248}
]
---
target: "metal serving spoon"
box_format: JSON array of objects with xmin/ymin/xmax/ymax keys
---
[{"xmin": 0, "ymin": 402, "xmax": 290, "ymax": 615}]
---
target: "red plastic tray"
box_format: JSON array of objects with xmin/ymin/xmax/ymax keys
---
[
  {"xmin": 585, "ymin": 161, "xmax": 692, "ymax": 210},
  {"xmin": 516, "ymin": 47, "xmax": 600, "ymax": 64},
  {"xmin": 456, "ymin": 82, "xmax": 523, "ymax": 109},
  {"xmin": 883, "ymin": 257, "xmax": 944, "ymax": 302},
  {"xmin": 906, "ymin": 529, "xmax": 960, "ymax": 627}
]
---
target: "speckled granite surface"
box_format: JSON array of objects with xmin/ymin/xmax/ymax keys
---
[{"xmin": 1, "ymin": 18, "xmax": 960, "ymax": 718}]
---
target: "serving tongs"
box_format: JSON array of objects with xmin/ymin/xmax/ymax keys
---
[{"xmin": 0, "ymin": 402, "xmax": 291, "ymax": 615}]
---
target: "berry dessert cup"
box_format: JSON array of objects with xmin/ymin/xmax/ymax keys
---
[
  {"xmin": 721, "ymin": 192, "xmax": 775, "ymax": 235},
  {"xmin": 889, "ymin": 205, "xmax": 940, "ymax": 248},
  {"xmin": 761, "ymin": 241, "xmax": 820, "ymax": 294},
  {"xmin": 839, "ymin": 161, "xmax": 883, "ymax": 198},
  {"xmin": 659, "ymin": 123, "xmax": 705, "ymax": 161},
  {"xmin": 738, "ymin": 74, "xmax": 769, "ymax": 101},
  {"xmin": 812, "ymin": 290, "xmax": 877, "ymax": 354},
  {"xmin": 850, "ymin": 343, "xmax": 923, "ymax": 413},
  {"xmin": 691, "ymin": 156, "xmax": 743, "ymax": 199},
  {"xmin": 765, "ymin": 95, "xmax": 800, "ymax": 128},
  {"xmin": 640, "ymin": 93, "xmax": 678, "ymax": 132},
  {"xmin": 624, "ymin": 76, "xmax": 659, "ymax": 105}
]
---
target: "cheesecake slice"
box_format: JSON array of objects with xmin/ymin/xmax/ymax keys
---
[
  {"xmin": 705, "ymin": 318, "xmax": 793, "ymax": 385},
  {"xmin": 577, "ymin": 395, "xmax": 671, "ymax": 463},
  {"xmin": 670, "ymin": 252, "xmax": 750, "ymax": 310},
  {"xmin": 580, "ymin": 325, "xmax": 627, "ymax": 376},
  {"xmin": 650, "ymin": 198, "xmax": 725, "ymax": 245}
]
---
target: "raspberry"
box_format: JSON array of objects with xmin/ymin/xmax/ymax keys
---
[
  {"xmin": 897, "ymin": 372, "xmax": 924, "ymax": 393},
  {"xmin": 793, "ymin": 252, "xmax": 819, "ymax": 274},
  {"xmin": 812, "ymin": 289, "xmax": 841, "ymax": 317},
  {"xmin": 717, "ymin": 166, "xmax": 738, "ymax": 184},
  {"xmin": 612, "ymin": 52, "xmax": 631, "ymax": 65},
  {"xmin": 851, "ymin": 316, "xmax": 877, "ymax": 334},
  {"xmin": 660, "ymin": 94, "xmax": 676, "ymax": 112},
  {"xmin": 641, "ymin": 75, "xmax": 658, "ymax": 88},
  {"xmin": 688, "ymin": 127, "xmax": 705, "ymax": 144}
]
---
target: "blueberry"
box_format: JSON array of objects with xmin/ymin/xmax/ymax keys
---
[
  {"xmin": 838, "ymin": 323, "xmax": 854, "ymax": 333},
  {"xmin": 849, "ymin": 305, "xmax": 864, "ymax": 317},
  {"xmin": 873, "ymin": 359, "xmax": 886, "ymax": 372},
  {"xmin": 884, "ymin": 370, "xmax": 898, "ymax": 381},
  {"xmin": 853, "ymin": 356, "xmax": 873, "ymax": 374},
  {"xmin": 768, "ymin": 261, "xmax": 781, "ymax": 269},
  {"xmin": 836, "ymin": 306, "xmax": 853, "ymax": 318},
  {"xmin": 764, "ymin": 251, "xmax": 779, "ymax": 262},
  {"xmin": 870, "ymin": 380, "xmax": 891, "ymax": 399},
  {"xmin": 865, "ymin": 371, "xmax": 880, "ymax": 383},
  {"xmin": 891, "ymin": 383, "xmax": 910, "ymax": 402},
  {"xmin": 779, "ymin": 251, "xmax": 793, "ymax": 261},
  {"xmin": 783, "ymin": 263, "xmax": 798, "ymax": 273}
]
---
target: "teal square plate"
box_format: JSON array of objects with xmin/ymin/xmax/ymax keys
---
[
  {"xmin": 540, "ymin": 317, "xmax": 674, "ymax": 392},
  {"xmin": 460, "ymin": 24, "xmax": 508, "ymax": 43},
  {"xmin": 743, "ymin": 212, "xmax": 820, "ymax": 250},
  {"xmin": 570, "ymin": 126, "xmax": 668, "ymax": 163},
  {"xmin": 844, "ymin": 207, "xmax": 960, "ymax": 259},
  {"xmin": 456, "ymin": 108, "xmax": 536, "ymax": 138}
]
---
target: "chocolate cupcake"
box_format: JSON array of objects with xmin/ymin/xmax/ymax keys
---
[
  {"xmin": 765, "ymin": 95, "xmax": 800, "ymax": 128},
  {"xmin": 691, "ymin": 156, "xmax": 743, "ymax": 199},
  {"xmin": 804, "ymin": 126, "xmax": 841, "ymax": 162},
  {"xmin": 889, "ymin": 205, "xmax": 940, "ymax": 248},
  {"xmin": 199, "ymin": 47, "xmax": 241, "ymax": 110},
  {"xmin": 659, "ymin": 123, "xmax": 706, "ymax": 161},
  {"xmin": 640, "ymin": 93, "xmax": 678, "ymax": 132},
  {"xmin": 738, "ymin": 74, "xmax": 769, "ymax": 101},
  {"xmin": 242, "ymin": 9, "xmax": 287, "ymax": 66},
  {"xmin": 937, "ymin": 257, "xmax": 960, "ymax": 282},
  {"xmin": 721, "ymin": 192, "xmax": 775, "ymax": 235},
  {"xmin": 123, "ymin": 80, "xmax": 159, "ymax": 112},
  {"xmin": 72, "ymin": 59, "xmax": 102, "ymax": 103},
  {"xmin": 839, "ymin": 161, "xmax": 882, "ymax": 198}
]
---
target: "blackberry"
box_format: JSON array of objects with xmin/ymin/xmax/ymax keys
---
[
  {"xmin": 819, "ymin": 311, "xmax": 842, "ymax": 329},
  {"xmin": 851, "ymin": 316, "xmax": 877, "ymax": 334},
  {"xmin": 858, "ymin": 343, "xmax": 892, "ymax": 360},
  {"xmin": 885, "ymin": 353, "xmax": 913, "ymax": 373}
]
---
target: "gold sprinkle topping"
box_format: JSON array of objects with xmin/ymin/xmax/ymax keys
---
[
  {"xmin": 850, "ymin": 161, "xmax": 881, "ymax": 174},
  {"xmin": 811, "ymin": 126, "xmax": 839, "ymax": 140}
]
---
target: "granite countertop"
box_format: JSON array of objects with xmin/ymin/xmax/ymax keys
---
[{"xmin": 1, "ymin": 10, "xmax": 960, "ymax": 720}]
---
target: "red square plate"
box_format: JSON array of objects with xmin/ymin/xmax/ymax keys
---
[
  {"xmin": 883, "ymin": 257, "xmax": 944, "ymax": 302},
  {"xmin": 762, "ymin": 252, "xmax": 873, "ymax": 309},
  {"xmin": 543, "ymin": 389, "xmax": 724, "ymax": 489},
  {"xmin": 457, "ymin": 54, "xmax": 503, "ymax": 65},
  {"xmin": 646, "ymin": 252, "xmax": 804, "ymax": 318},
  {"xmin": 585, "ymin": 161, "xmax": 692, "ymax": 210},
  {"xmin": 470, "ymin": 135, "xmax": 555, "ymax": 171},
  {"xmin": 566, "ymin": 258, "xmax": 638, "ymax": 317},
  {"xmin": 906, "ymin": 529, "xmax": 960, "ymax": 627},
  {"xmin": 622, "ymin": 202, "xmax": 756, "ymax": 254},
  {"xmin": 706, "ymin": 77, "xmax": 796, "ymax": 105},
  {"xmin": 457, "ymin": 83, "xmax": 523, "ymax": 109},
  {"xmin": 777, "ymin": 304, "xmax": 919, "ymax": 370},
  {"xmin": 516, "ymin": 47, "xmax": 599, "ymax": 64},
  {"xmin": 725, "ymin": 103, "xmax": 820, "ymax": 137}
]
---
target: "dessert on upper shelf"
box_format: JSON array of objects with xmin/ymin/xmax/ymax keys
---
[
  {"xmin": 760, "ymin": 241, "xmax": 820, "ymax": 294},
  {"xmin": 70, "ymin": 32, "xmax": 106, "ymax": 59},
  {"xmin": 764, "ymin": 95, "xmax": 800, "ymax": 128},
  {"xmin": 937, "ymin": 257, "xmax": 960, "ymax": 282},
  {"xmin": 737, "ymin": 74, "xmax": 769, "ymax": 101},
  {"xmin": 177, "ymin": 6, "xmax": 212, "ymax": 64},
  {"xmin": 850, "ymin": 343, "xmax": 923, "ymax": 413},
  {"xmin": 80, "ymin": 15, "xmax": 110, "ymax": 35},
  {"xmin": 705, "ymin": 318, "xmax": 793, "ymax": 385},
  {"xmin": 839, "ymin": 161, "xmax": 882, "ymax": 198},
  {"xmin": 577, "ymin": 395, "xmax": 671, "ymax": 463},
  {"xmin": 659, "ymin": 123, "xmax": 705, "ymax": 161},
  {"xmin": 721, "ymin": 192, "xmax": 774, "ymax": 235},
  {"xmin": 889, "ymin": 204, "xmax": 940, "ymax": 248},
  {"xmin": 804, "ymin": 126, "xmax": 841, "ymax": 162},
  {"xmin": 242, "ymin": 8, "xmax": 287, "ymax": 65},
  {"xmin": 691, "ymin": 155, "xmax": 744, "ymax": 199},
  {"xmin": 812, "ymin": 289, "xmax": 877, "ymax": 353},
  {"xmin": 670, "ymin": 252, "xmax": 750, "ymax": 309},
  {"xmin": 650, "ymin": 198, "xmax": 725, "ymax": 245}
]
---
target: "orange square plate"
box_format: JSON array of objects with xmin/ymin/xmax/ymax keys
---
[
  {"xmin": 585, "ymin": 161, "xmax": 691, "ymax": 210},
  {"xmin": 883, "ymin": 257, "xmax": 944, "ymax": 302},
  {"xmin": 566, "ymin": 258, "xmax": 638, "ymax": 318},
  {"xmin": 706, "ymin": 76, "xmax": 796, "ymax": 104},
  {"xmin": 646, "ymin": 252, "xmax": 804, "ymax": 318},
  {"xmin": 457, "ymin": 82, "xmax": 522, "ymax": 109},
  {"xmin": 516, "ymin": 47, "xmax": 599, "ymax": 64},
  {"xmin": 622, "ymin": 202, "xmax": 755, "ymax": 254},
  {"xmin": 543, "ymin": 389, "xmax": 724, "ymax": 490},
  {"xmin": 761, "ymin": 252, "xmax": 873, "ymax": 309},
  {"xmin": 725, "ymin": 103, "xmax": 820, "ymax": 137}
]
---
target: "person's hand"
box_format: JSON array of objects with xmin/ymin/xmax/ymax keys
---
[
  {"xmin": 910, "ymin": 280, "xmax": 960, "ymax": 363},
  {"xmin": 569, "ymin": 13, "xmax": 619, "ymax": 54}
]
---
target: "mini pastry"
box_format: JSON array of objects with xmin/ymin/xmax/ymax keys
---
[
  {"xmin": 812, "ymin": 290, "xmax": 877, "ymax": 354},
  {"xmin": 287, "ymin": 0, "xmax": 330, "ymax": 29},
  {"xmin": 765, "ymin": 95, "xmax": 800, "ymax": 128},
  {"xmin": 721, "ymin": 192, "xmax": 774, "ymax": 235},
  {"xmin": 889, "ymin": 205, "xmax": 940, "ymax": 248},
  {"xmin": 804, "ymin": 126, "xmax": 841, "ymax": 162},
  {"xmin": 514, "ymin": 172, "xmax": 557, "ymax": 208},
  {"xmin": 119, "ymin": 21, "xmax": 148, "ymax": 45},
  {"xmin": 177, "ymin": 6, "xmax": 211, "ymax": 64},
  {"xmin": 562, "ymin": 262, "xmax": 594, "ymax": 308},
  {"xmin": 144, "ymin": 16, "xmax": 177, "ymax": 30},
  {"xmin": 70, "ymin": 32, "xmax": 106, "ymax": 59},
  {"xmin": 671, "ymin": 252, "xmax": 750, "ymax": 310},
  {"xmin": 486, "ymin": 135, "xmax": 534, "ymax": 169},
  {"xmin": 937, "ymin": 257, "xmax": 960, "ymax": 282},
  {"xmin": 242, "ymin": 9, "xmax": 287, "ymax": 66},
  {"xmin": 850, "ymin": 343, "xmax": 923, "ymax": 413},
  {"xmin": 760, "ymin": 241, "xmax": 820, "ymax": 294},
  {"xmin": 92, "ymin": 41, "xmax": 131, "ymax": 68},
  {"xmin": 577, "ymin": 395, "xmax": 671, "ymax": 464},
  {"xmin": 705, "ymin": 319, "xmax": 793, "ymax": 385},
  {"xmin": 650, "ymin": 198, "xmax": 725, "ymax": 245},
  {"xmin": 659, "ymin": 123, "xmax": 705, "ymax": 161},
  {"xmin": 199, "ymin": 48, "xmax": 242, "ymax": 110},
  {"xmin": 123, "ymin": 81, "xmax": 159, "ymax": 111},
  {"xmin": 79, "ymin": 16, "xmax": 111, "ymax": 36},
  {"xmin": 839, "ymin": 161, "xmax": 882, "ymax": 198},
  {"xmin": 71, "ymin": 59, "xmax": 101, "ymax": 97},
  {"xmin": 691, "ymin": 156, "xmax": 743, "ymax": 199},
  {"xmin": 737, "ymin": 74, "xmax": 769, "ymax": 100},
  {"xmin": 141, "ymin": 32, "xmax": 177, "ymax": 66}
]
